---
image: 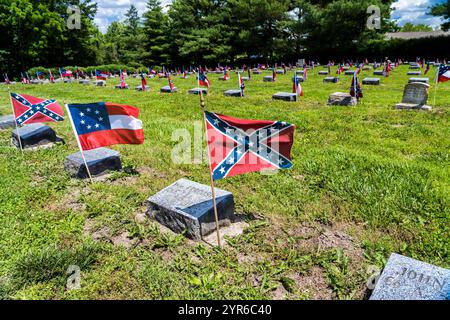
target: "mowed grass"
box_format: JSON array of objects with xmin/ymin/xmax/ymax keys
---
[{"xmin": 0, "ymin": 65, "xmax": 448, "ymax": 300}]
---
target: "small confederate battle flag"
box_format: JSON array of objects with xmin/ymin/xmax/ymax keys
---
[
  {"xmin": 204, "ymin": 111, "xmax": 295, "ymax": 180},
  {"xmin": 140, "ymin": 72, "xmax": 147, "ymax": 90},
  {"xmin": 11, "ymin": 93, "xmax": 64, "ymax": 125},
  {"xmin": 66, "ymin": 102, "xmax": 144, "ymax": 151}
]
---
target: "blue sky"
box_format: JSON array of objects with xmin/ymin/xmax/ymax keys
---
[{"xmin": 94, "ymin": 0, "xmax": 447, "ymax": 33}]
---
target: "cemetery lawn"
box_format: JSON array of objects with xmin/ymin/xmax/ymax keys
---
[{"xmin": 0, "ymin": 66, "xmax": 448, "ymax": 300}]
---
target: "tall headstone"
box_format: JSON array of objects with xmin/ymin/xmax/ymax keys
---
[
  {"xmin": 370, "ymin": 253, "xmax": 450, "ymax": 300},
  {"xmin": 394, "ymin": 82, "xmax": 431, "ymax": 110},
  {"xmin": 146, "ymin": 179, "xmax": 235, "ymax": 240}
]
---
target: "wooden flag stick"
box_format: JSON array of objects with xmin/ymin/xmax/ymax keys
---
[
  {"xmin": 198, "ymin": 74, "xmax": 222, "ymax": 249},
  {"xmin": 8, "ymin": 91, "xmax": 23, "ymax": 153},
  {"xmin": 433, "ymin": 67, "xmax": 439, "ymax": 108},
  {"xmin": 65, "ymin": 104, "xmax": 93, "ymax": 183}
]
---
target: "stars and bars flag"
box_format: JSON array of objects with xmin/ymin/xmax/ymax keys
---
[
  {"xmin": 140, "ymin": 72, "xmax": 147, "ymax": 90},
  {"xmin": 198, "ymin": 68, "xmax": 210, "ymax": 88},
  {"xmin": 293, "ymin": 72, "xmax": 304, "ymax": 97},
  {"xmin": 204, "ymin": 111, "xmax": 295, "ymax": 181},
  {"xmin": 223, "ymin": 69, "xmax": 229, "ymax": 80},
  {"xmin": 60, "ymin": 68, "xmax": 73, "ymax": 77},
  {"xmin": 10, "ymin": 93, "xmax": 64, "ymax": 126},
  {"xmin": 437, "ymin": 64, "xmax": 450, "ymax": 83},
  {"xmin": 66, "ymin": 102, "xmax": 144, "ymax": 151},
  {"xmin": 350, "ymin": 72, "xmax": 363, "ymax": 100},
  {"xmin": 36, "ymin": 71, "xmax": 45, "ymax": 79},
  {"xmin": 96, "ymin": 70, "xmax": 108, "ymax": 80}
]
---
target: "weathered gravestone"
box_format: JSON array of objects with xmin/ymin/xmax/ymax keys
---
[
  {"xmin": 323, "ymin": 77, "xmax": 339, "ymax": 83},
  {"xmin": 374, "ymin": 70, "xmax": 384, "ymax": 76},
  {"xmin": 252, "ymin": 70, "xmax": 261, "ymax": 74},
  {"xmin": 394, "ymin": 82, "xmax": 432, "ymax": 111},
  {"xmin": 146, "ymin": 179, "xmax": 235, "ymax": 240},
  {"xmin": 79, "ymin": 79, "xmax": 90, "ymax": 85},
  {"xmin": 63, "ymin": 78, "xmax": 73, "ymax": 83},
  {"xmin": 94, "ymin": 80, "xmax": 106, "ymax": 87},
  {"xmin": 160, "ymin": 86, "xmax": 177, "ymax": 93},
  {"xmin": 370, "ymin": 253, "xmax": 450, "ymax": 300},
  {"xmin": 114, "ymin": 84, "xmax": 129, "ymax": 89},
  {"xmin": 362, "ymin": 78, "xmax": 380, "ymax": 85},
  {"xmin": 224, "ymin": 90, "xmax": 243, "ymax": 97},
  {"xmin": 407, "ymin": 71, "xmax": 421, "ymax": 76},
  {"xmin": 296, "ymin": 70, "xmax": 305, "ymax": 75},
  {"xmin": 188, "ymin": 88, "xmax": 208, "ymax": 95},
  {"xmin": 410, "ymin": 65, "xmax": 420, "ymax": 70},
  {"xmin": 135, "ymin": 85, "xmax": 150, "ymax": 91},
  {"xmin": 0, "ymin": 115, "xmax": 15, "ymax": 130},
  {"xmin": 408, "ymin": 77, "xmax": 429, "ymax": 84},
  {"xmin": 263, "ymin": 76, "xmax": 275, "ymax": 82},
  {"xmin": 272, "ymin": 92, "xmax": 297, "ymax": 102},
  {"xmin": 65, "ymin": 147, "xmax": 122, "ymax": 179},
  {"xmin": 241, "ymin": 77, "xmax": 250, "ymax": 81},
  {"xmin": 342, "ymin": 66, "xmax": 350, "ymax": 71},
  {"xmin": 362, "ymin": 66, "xmax": 372, "ymax": 71},
  {"xmin": 276, "ymin": 70, "xmax": 285, "ymax": 74},
  {"xmin": 345, "ymin": 70, "xmax": 355, "ymax": 75},
  {"xmin": 11, "ymin": 123, "xmax": 61, "ymax": 149},
  {"xmin": 327, "ymin": 92, "xmax": 357, "ymax": 106},
  {"xmin": 318, "ymin": 71, "xmax": 329, "ymax": 75}
]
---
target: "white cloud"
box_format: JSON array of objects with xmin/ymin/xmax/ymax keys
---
[
  {"xmin": 391, "ymin": 0, "xmax": 444, "ymax": 29},
  {"xmin": 94, "ymin": 0, "xmax": 172, "ymax": 33}
]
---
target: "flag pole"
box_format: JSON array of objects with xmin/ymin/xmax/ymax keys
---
[
  {"xmin": 433, "ymin": 66, "xmax": 439, "ymax": 108},
  {"xmin": 198, "ymin": 68, "xmax": 222, "ymax": 249},
  {"xmin": 8, "ymin": 91, "xmax": 23, "ymax": 153},
  {"xmin": 65, "ymin": 104, "xmax": 93, "ymax": 183}
]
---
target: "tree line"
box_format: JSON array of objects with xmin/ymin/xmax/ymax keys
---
[{"xmin": 0, "ymin": 0, "xmax": 448, "ymax": 77}]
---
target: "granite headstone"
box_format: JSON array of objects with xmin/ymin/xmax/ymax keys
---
[
  {"xmin": 146, "ymin": 179, "xmax": 235, "ymax": 240},
  {"xmin": 64, "ymin": 147, "xmax": 122, "ymax": 179}
]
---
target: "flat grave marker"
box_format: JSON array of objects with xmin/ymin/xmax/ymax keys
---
[{"xmin": 65, "ymin": 147, "xmax": 122, "ymax": 179}]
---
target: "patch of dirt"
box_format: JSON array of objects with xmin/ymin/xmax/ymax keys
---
[
  {"xmin": 202, "ymin": 221, "xmax": 249, "ymax": 248},
  {"xmin": 291, "ymin": 267, "xmax": 333, "ymax": 300},
  {"xmin": 45, "ymin": 187, "xmax": 87, "ymax": 212},
  {"xmin": 272, "ymin": 285, "xmax": 289, "ymax": 300},
  {"xmin": 318, "ymin": 229, "xmax": 364, "ymax": 266},
  {"xmin": 83, "ymin": 219, "xmax": 136, "ymax": 249}
]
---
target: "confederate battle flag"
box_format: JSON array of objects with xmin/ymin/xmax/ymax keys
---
[{"xmin": 204, "ymin": 111, "xmax": 295, "ymax": 180}]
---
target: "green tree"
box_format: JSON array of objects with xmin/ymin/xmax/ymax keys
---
[
  {"xmin": 429, "ymin": 0, "xmax": 450, "ymax": 31},
  {"xmin": 401, "ymin": 22, "xmax": 433, "ymax": 32},
  {"xmin": 143, "ymin": 0, "xmax": 170, "ymax": 66}
]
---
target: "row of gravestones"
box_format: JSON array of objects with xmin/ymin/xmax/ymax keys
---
[{"xmin": 0, "ymin": 115, "xmax": 447, "ymax": 301}]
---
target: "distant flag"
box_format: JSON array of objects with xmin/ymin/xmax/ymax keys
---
[
  {"xmin": 204, "ymin": 111, "xmax": 295, "ymax": 181},
  {"xmin": 10, "ymin": 93, "xmax": 64, "ymax": 126},
  {"xmin": 65, "ymin": 102, "xmax": 144, "ymax": 151},
  {"xmin": 49, "ymin": 69, "xmax": 55, "ymax": 82},
  {"xmin": 248, "ymin": 67, "xmax": 251, "ymax": 79},
  {"xmin": 238, "ymin": 73, "xmax": 245, "ymax": 97},
  {"xmin": 60, "ymin": 68, "xmax": 73, "ymax": 78},
  {"xmin": 437, "ymin": 64, "xmax": 450, "ymax": 83},
  {"xmin": 36, "ymin": 71, "xmax": 45, "ymax": 80},
  {"xmin": 168, "ymin": 74, "xmax": 175, "ymax": 91},
  {"xmin": 96, "ymin": 70, "xmax": 108, "ymax": 81},
  {"xmin": 425, "ymin": 62, "xmax": 430, "ymax": 75},
  {"xmin": 4, "ymin": 73, "xmax": 10, "ymax": 84},
  {"xmin": 383, "ymin": 63, "xmax": 391, "ymax": 77},
  {"xmin": 303, "ymin": 67, "xmax": 308, "ymax": 80},
  {"xmin": 223, "ymin": 69, "xmax": 229, "ymax": 80},
  {"xmin": 336, "ymin": 64, "xmax": 344, "ymax": 75},
  {"xmin": 293, "ymin": 72, "xmax": 304, "ymax": 97},
  {"xmin": 21, "ymin": 72, "xmax": 30, "ymax": 84},
  {"xmin": 356, "ymin": 63, "xmax": 363, "ymax": 74},
  {"xmin": 198, "ymin": 68, "xmax": 210, "ymax": 88},
  {"xmin": 350, "ymin": 72, "xmax": 363, "ymax": 101},
  {"xmin": 140, "ymin": 72, "xmax": 147, "ymax": 90},
  {"xmin": 272, "ymin": 69, "xmax": 277, "ymax": 81},
  {"xmin": 120, "ymin": 70, "xmax": 126, "ymax": 88}
]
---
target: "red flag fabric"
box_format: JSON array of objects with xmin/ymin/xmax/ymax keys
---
[
  {"xmin": 10, "ymin": 93, "xmax": 64, "ymax": 125},
  {"xmin": 204, "ymin": 111, "xmax": 295, "ymax": 180}
]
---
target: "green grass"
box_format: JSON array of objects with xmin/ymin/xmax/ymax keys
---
[{"xmin": 0, "ymin": 65, "xmax": 448, "ymax": 300}]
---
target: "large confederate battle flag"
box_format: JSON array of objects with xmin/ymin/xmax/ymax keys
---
[
  {"xmin": 204, "ymin": 111, "xmax": 295, "ymax": 181},
  {"xmin": 10, "ymin": 93, "xmax": 64, "ymax": 125}
]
